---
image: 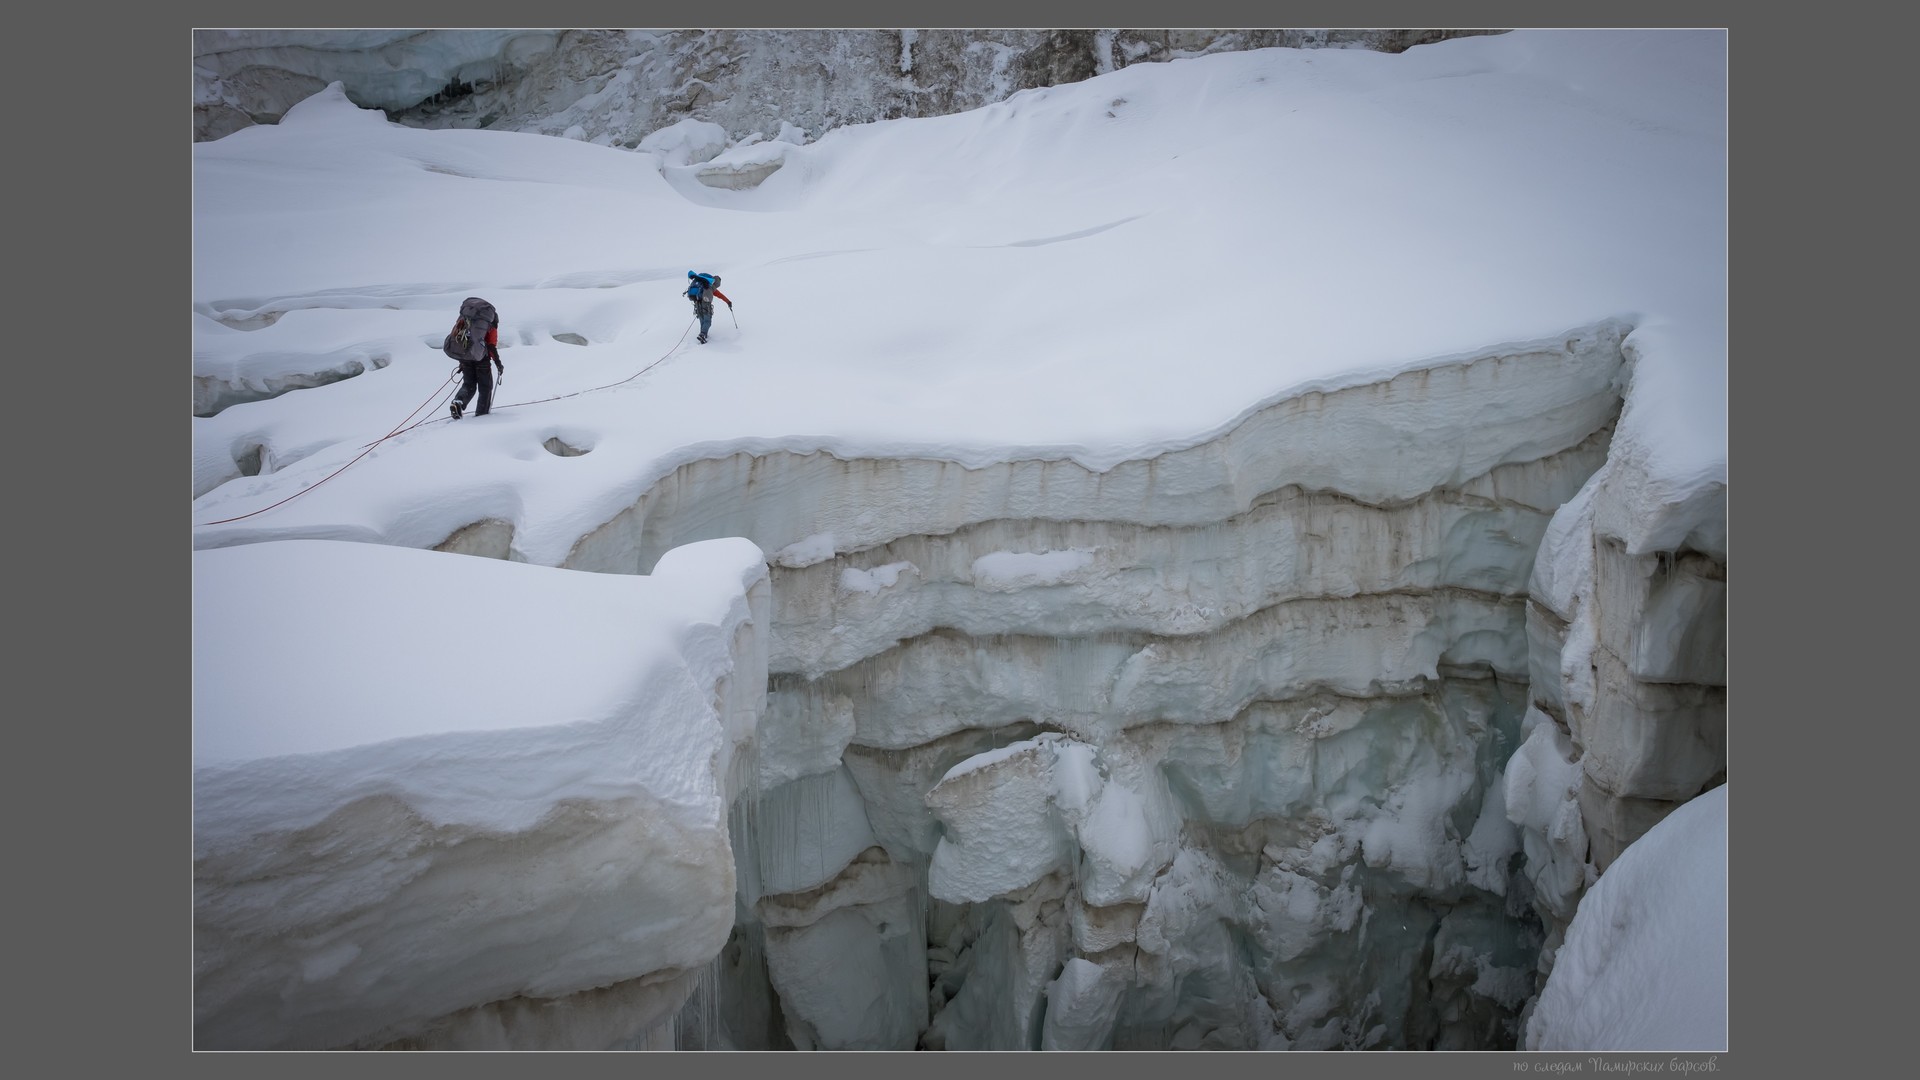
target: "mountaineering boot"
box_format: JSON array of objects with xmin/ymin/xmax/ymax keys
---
[
  {"xmin": 450, "ymin": 399, "xmax": 464, "ymax": 420},
  {"xmin": 698, "ymin": 334, "xmax": 708, "ymax": 344}
]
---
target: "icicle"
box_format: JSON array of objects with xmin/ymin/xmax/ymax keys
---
[{"xmin": 669, "ymin": 952, "xmax": 728, "ymax": 1049}]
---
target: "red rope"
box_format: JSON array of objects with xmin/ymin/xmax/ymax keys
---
[{"xmin": 491, "ymin": 317, "xmax": 696, "ymax": 412}]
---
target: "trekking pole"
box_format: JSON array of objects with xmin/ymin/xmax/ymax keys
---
[{"xmin": 728, "ymin": 304, "xmax": 739, "ymax": 330}]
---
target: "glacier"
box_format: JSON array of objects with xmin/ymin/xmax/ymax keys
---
[{"xmin": 190, "ymin": 29, "xmax": 1728, "ymax": 1052}]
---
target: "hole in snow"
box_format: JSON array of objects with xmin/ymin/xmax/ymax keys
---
[
  {"xmin": 544, "ymin": 436, "xmax": 591, "ymax": 457},
  {"xmin": 209, "ymin": 309, "xmax": 284, "ymax": 331},
  {"xmin": 553, "ymin": 333, "xmax": 590, "ymax": 346}
]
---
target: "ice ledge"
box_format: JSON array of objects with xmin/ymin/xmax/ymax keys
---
[
  {"xmin": 927, "ymin": 733, "xmax": 1180, "ymax": 907},
  {"xmin": 561, "ymin": 321, "xmax": 1631, "ymax": 575},
  {"xmin": 194, "ymin": 351, "xmax": 386, "ymax": 417},
  {"xmin": 192, "ymin": 537, "xmax": 770, "ymax": 1050}
]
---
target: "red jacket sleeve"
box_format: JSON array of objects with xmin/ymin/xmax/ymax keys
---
[
  {"xmin": 485, "ymin": 325, "xmax": 499, "ymax": 347},
  {"xmin": 713, "ymin": 289, "xmax": 731, "ymax": 305}
]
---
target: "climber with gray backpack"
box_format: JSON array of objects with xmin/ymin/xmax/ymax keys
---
[
  {"xmin": 442, "ymin": 296, "xmax": 502, "ymax": 419},
  {"xmin": 684, "ymin": 271, "xmax": 731, "ymax": 344}
]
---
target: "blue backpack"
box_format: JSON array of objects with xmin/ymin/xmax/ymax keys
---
[{"xmin": 685, "ymin": 271, "xmax": 720, "ymax": 302}]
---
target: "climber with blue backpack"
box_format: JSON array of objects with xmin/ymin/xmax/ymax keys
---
[{"xmin": 685, "ymin": 271, "xmax": 731, "ymax": 344}]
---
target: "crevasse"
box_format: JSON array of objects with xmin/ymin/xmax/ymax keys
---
[{"xmin": 506, "ymin": 318, "xmax": 1721, "ymax": 1050}]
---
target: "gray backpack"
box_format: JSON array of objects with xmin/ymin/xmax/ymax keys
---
[{"xmin": 442, "ymin": 297, "xmax": 498, "ymax": 363}]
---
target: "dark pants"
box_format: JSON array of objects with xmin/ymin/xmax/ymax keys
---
[
  {"xmin": 694, "ymin": 300, "xmax": 714, "ymax": 340},
  {"xmin": 454, "ymin": 359, "xmax": 494, "ymax": 415}
]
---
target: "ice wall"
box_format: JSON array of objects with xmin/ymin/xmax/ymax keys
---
[
  {"xmin": 1502, "ymin": 344, "xmax": 1727, "ymax": 988},
  {"xmin": 193, "ymin": 29, "xmax": 1506, "ymax": 147},
  {"xmin": 530, "ymin": 323, "xmax": 1636, "ymax": 1050}
]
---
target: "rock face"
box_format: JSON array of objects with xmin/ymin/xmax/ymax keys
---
[{"xmin": 193, "ymin": 29, "xmax": 1509, "ymax": 147}]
